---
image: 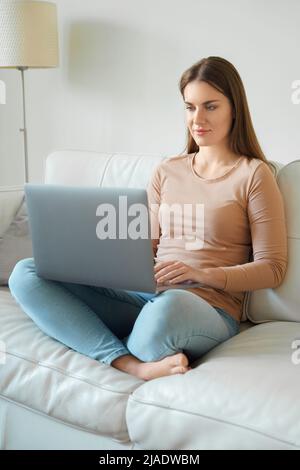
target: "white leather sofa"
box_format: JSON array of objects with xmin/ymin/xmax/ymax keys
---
[{"xmin": 0, "ymin": 150, "xmax": 299, "ymax": 450}]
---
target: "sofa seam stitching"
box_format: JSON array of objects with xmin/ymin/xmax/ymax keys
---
[
  {"xmin": 0, "ymin": 394, "xmax": 131, "ymax": 445},
  {"xmin": 0, "ymin": 349, "xmax": 143, "ymax": 394},
  {"xmin": 128, "ymin": 396, "xmax": 299, "ymax": 448}
]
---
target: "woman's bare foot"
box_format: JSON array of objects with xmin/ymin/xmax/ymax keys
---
[
  {"xmin": 139, "ymin": 352, "xmax": 191, "ymax": 381},
  {"xmin": 111, "ymin": 352, "xmax": 191, "ymax": 381}
]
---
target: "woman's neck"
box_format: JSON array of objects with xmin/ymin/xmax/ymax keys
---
[{"xmin": 195, "ymin": 147, "xmax": 240, "ymax": 167}]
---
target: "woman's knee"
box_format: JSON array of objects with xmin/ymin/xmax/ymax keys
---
[
  {"xmin": 126, "ymin": 290, "xmax": 199, "ymax": 361},
  {"xmin": 137, "ymin": 289, "xmax": 229, "ymax": 343},
  {"xmin": 8, "ymin": 257, "xmax": 37, "ymax": 295},
  {"xmin": 138, "ymin": 289, "xmax": 196, "ymax": 336},
  {"xmin": 155, "ymin": 289, "xmax": 202, "ymax": 319}
]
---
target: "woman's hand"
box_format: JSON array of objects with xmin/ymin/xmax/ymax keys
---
[{"xmin": 154, "ymin": 260, "xmax": 201, "ymax": 285}]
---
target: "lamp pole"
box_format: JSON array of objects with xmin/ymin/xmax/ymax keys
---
[{"xmin": 17, "ymin": 66, "xmax": 29, "ymax": 183}]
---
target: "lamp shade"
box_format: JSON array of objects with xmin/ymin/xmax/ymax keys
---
[{"xmin": 0, "ymin": 0, "xmax": 59, "ymax": 68}]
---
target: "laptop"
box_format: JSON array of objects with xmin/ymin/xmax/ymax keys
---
[{"xmin": 24, "ymin": 184, "xmax": 205, "ymax": 294}]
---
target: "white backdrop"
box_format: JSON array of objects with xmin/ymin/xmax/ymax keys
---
[{"xmin": 0, "ymin": 0, "xmax": 299, "ymax": 185}]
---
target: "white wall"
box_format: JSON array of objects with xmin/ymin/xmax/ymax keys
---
[{"xmin": 0, "ymin": 0, "xmax": 299, "ymax": 185}]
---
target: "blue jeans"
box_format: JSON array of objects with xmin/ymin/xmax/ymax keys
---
[{"xmin": 8, "ymin": 258, "xmax": 240, "ymax": 366}]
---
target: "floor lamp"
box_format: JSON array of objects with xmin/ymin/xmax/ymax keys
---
[{"xmin": 0, "ymin": 0, "xmax": 59, "ymax": 183}]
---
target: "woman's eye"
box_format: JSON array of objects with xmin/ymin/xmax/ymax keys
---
[{"xmin": 185, "ymin": 106, "xmax": 216, "ymax": 111}]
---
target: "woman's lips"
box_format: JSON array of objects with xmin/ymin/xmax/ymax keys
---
[{"xmin": 194, "ymin": 130, "xmax": 211, "ymax": 135}]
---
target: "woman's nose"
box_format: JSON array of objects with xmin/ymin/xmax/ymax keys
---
[{"xmin": 193, "ymin": 109, "xmax": 207, "ymax": 125}]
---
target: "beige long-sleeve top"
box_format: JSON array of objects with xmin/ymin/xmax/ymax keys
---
[{"xmin": 147, "ymin": 153, "xmax": 288, "ymax": 322}]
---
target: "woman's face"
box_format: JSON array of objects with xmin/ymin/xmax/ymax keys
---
[{"xmin": 183, "ymin": 80, "xmax": 235, "ymax": 149}]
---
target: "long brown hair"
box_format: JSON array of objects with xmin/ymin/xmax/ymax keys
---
[{"xmin": 179, "ymin": 56, "xmax": 272, "ymax": 169}]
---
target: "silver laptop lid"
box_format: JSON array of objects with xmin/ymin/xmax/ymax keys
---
[{"xmin": 25, "ymin": 184, "xmax": 157, "ymax": 293}]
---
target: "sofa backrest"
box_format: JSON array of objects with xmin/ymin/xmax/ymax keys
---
[{"xmin": 45, "ymin": 150, "xmax": 166, "ymax": 189}]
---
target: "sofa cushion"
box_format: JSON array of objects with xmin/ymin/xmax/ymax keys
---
[
  {"xmin": 248, "ymin": 160, "xmax": 300, "ymax": 323},
  {"xmin": 127, "ymin": 322, "xmax": 300, "ymax": 450},
  {"xmin": 0, "ymin": 287, "xmax": 144, "ymax": 443},
  {"xmin": 0, "ymin": 196, "xmax": 33, "ymax": 285}
]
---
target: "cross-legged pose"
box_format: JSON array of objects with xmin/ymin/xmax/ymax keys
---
[{"xmin": 9, "ymin": 56, "xmax": 287, "ymax": 381}]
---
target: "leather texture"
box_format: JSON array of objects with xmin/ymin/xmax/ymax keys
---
[
  {"xmin": 0, "ymin": 397, "xmax": 133, "ymax": 450},
  {"xmin": 0, "ymin": 150, "xmax": 299, "ymax": 450},
  {"xmin": 127, "ymin": 321, "xmax": 300, "ymax": 450},
  {"xmin": 0, "ymin": 287, "xmax": 143, "ymax": 444}
]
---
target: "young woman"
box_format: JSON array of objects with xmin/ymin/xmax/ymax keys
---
[{"xmin": 8, "ymin": 56, "xmax": 287, "ymax": 381}]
